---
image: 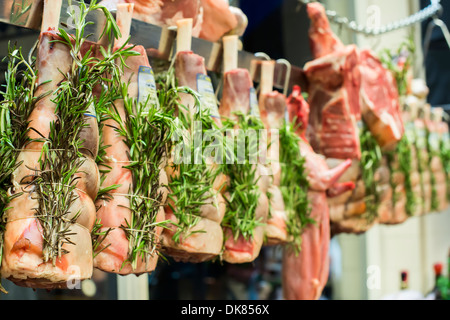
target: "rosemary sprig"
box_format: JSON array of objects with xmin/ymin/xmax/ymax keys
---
[
  {"xmin": 379, "ymin": 36, "xmax": 415, "ymax": 97},
  {"xmin": 0, "ymin": 44, "xmax": 37, "ymax": 293},
  {"xmin": 221, "ymin": 112, "xmax": 266, "ymax": 241},
  {"xmin": 9, "ymin": 0, "xmax": 33, "ymax": 25},
  {"xmin": 25, "ymin": 0, "xmax": 132, "ymax": 264},
  {"xmin": 279, "ymin": 120, "xmax": 313, "ymax": 255},
  {"xmin": 397, "ymin": 134, "xmax": 416, "ymax": 216},
  {"xmin": 359, "ymin": 122, "xmax": 382, "ymax": 223},
  {"xmin": 97, "ymin": 75, "xmax": 175, "ymax": 270},
  {"xmin": 425, "ymin": 127, "xmax": 440, "ymax": 212},
  {"xmin": 158, "ymin": 66, "xmax": 225, "ymax": 244}
]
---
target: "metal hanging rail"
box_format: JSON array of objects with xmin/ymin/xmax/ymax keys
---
[
  {"xmin": 0, "ymin": 0, "xmax": 308, "ymax": 91},
  {"xmin": 298, "ymin": 0, "xmax": 443, "ymax": 36},
  {"xmin": 2, "ymin": 0, "xmax": 441, "ymax": 97}
]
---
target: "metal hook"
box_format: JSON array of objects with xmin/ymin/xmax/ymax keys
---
[
  {"xmin": 276, "ymin": 58, "xmax": 292, "ymax": 97},
  {"xmin": 423, "ymin": 15, "xmax": 450, "ymax": 64},
  {"xmin": 254, "ymin": 52, "xmax": 271, "ymax": 61},
  {"xmin": 253, "ymin": 52, "xmax": 271, "ymax": 95}
]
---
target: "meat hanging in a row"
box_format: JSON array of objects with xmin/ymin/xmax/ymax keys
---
[
  {"xmin": 0, "ymin": 1, "xmax": 315, "ymax": 293},
  {"xmin": 1, "ymin": 0, "xmax": 446, "ymax": 302}
]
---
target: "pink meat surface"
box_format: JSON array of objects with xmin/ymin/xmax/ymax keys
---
[
  {"xmin": 282, "ymin": 191, "xmax": 330, "ymax": 300},
  {"xmin": 219, "ymin": 67, "xmax": 270, "ymax": 263},
  {"xmin": 3, "ymin": 30, "xmax": 98, "ymax": 289},
  {"xmin": 305, "ymin": 2, "xmax": 404, "ymax": 158},
  {"xmin": 94, "ymin": 45, "xmax": 164, "ymax": 274},
  {"xmin": 199, "ymin": 0, "xmax": 238, "ymax": 42},
  {"xmin": 100, "ymin": 0, "xmax": 243, "ymax": 41}
]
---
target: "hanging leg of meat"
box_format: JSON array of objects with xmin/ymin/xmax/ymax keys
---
[
  {"xmin": 221, "ymin": 67, "xmax": 271, "ymax": 193},
  {"xmin": 282, "ymin": 191, "xmax": 330, "ymax": 300},
  {"xmin": 280, "ymin": 84, "xmax": 354, "ymax": 298},
  {"xmin": 13, "ymin": 31, "xmax": 100, "ymax": 196},
  {"xmin": 3, "ymin": 30, "xmax": 99, "ymax": 288},
  {"xmin": 160, "ymin": 50, "xmax": 226, "ymax": 263},
  {"xmin": 258, "ymin": 91, "xmax": 289, "ymax": 245},
  {"xmin": 306, "ymin": 2, "xmax": 344, "ymax": 60},
  {"xmin": 219, "ymin": 67, "xmax": 271, "ymax": 263},
  {"xmin": 199, "ymin": 0, "xmax": 238, "ymax": 42},
  {"xmin": 100, "ymin": 0, "xmax": 204, "ymax": 37},
  {"xmin": 94, "ymin": 45, "xmax": 166, "ymax": 274}
]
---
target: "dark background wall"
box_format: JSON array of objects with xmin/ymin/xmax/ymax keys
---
[
  {"xmin": 240, "ymin": 0, "xmax": 312, "ymax": 68},
  {"xmin": 421, "ymin": 0, "xmax": 450, "ymax": 108}
]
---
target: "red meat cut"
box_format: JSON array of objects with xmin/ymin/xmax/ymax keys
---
[{"xmin": 304, "ymin": 2, "xmax": 404, "ymax": 159}]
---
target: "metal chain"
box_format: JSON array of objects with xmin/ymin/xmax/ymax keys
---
[{"xmin": 299, "ymin": 0, "xmax": 442, "ymax": 36}]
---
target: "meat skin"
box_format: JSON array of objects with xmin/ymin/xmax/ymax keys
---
[
  {"xmin": 161, "ymin": 50, "xmax": 226, "ymax": 263},
  {"xmin": 281, "ymin": 86, "xmax": 354, "ymax": 300},
  {"xmin": 94, "ymin": 45, "xmax": 165, "ymax": 274},
  {"xmin": 305, "ymin": 2, "xmax": 404, "ymax": 157},
  {"xmin": 100, "ymin": 0, "xmax": 244, "ymax": 42},
  {"xmin": 3, "ymin": 30, "xmax": 98, "ymax": 288},
  {"xmin": 282, "ymin": 191, "xmax": 330, "ymax": 300}
]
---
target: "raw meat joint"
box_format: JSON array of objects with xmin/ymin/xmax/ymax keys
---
[
  {"xmin": 93, "ymin": 3, "xmax": 171, "ymax": 275},
  {"xmin": 305, "ymin": 2, "xmax": 404, "ymax": 160},
  {"xmin": 159, "ymin": 19, "xmax": 227, "ymax": 264},
  {"xmin": 94, "ymin": 44, "xmax": 167, "ymax": 274},
  {"xmin": 219, "ymin": 37, "xmax": 270, "ymax": 264},
  {"xmin": 1, "ymin": 2, "xmax": 105, "ymax": 288},
  {"xmin": 282, "ymin": 86, "xmax": 355, "ymax": 300},
  {"xmin": 304, "ymin": 2, "xmax": 407, "ymax": 237},
  {"xmin": 99, "ymin": 0, "xmax": 247, "ymax": 42}
]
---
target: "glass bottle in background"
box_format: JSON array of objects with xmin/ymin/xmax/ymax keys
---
[
  {"xmin": 446, "ymin": 250, "xmax": 450, "ymax": 300},
  {"xmin": 427, "ymin": 263, "xmax": 443, "ymax": 300},
  {"xmin": 400, "ymin": 271, "xmax": 408, "ymax": 290}
]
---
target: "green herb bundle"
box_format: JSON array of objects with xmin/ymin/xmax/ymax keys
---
[
  {"xmin": 23, "ymin": 0, "xmax": 128, "ymax": 264},
  {"xmin": 379, "ymin": 37, "xmax": 415, "ymax": 97},
  {"xmin": 439, "ymin": 135, "xmax": 450, "ymax": 202},
  {"xmin": 0, "ymin": 45, "xmax": 38, "ymax": 293},
  {"xmin": 158, "ymin": 67, "xmax": 224, "ymax": 245},
  {"xmin": 221, "ymin": 112, "xmax": 266, "ymax": 242},
  {"xmin": 425, "ymin": 126, "xmax": 440, "ymax": 212},
  {"xmin": 397, "ymin": 134, "xmax": 416, "ymax": 216},
  {"xmin": 279, "ymin": 120, "xmax": 313, "ymax": 255},
  {"xmin": 359, "ymin": 122, "xmax": 382, "ymax": 223},
  {"xmin": 97, "ymin": 66, "xmax": 176, "ymax": 269}
]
